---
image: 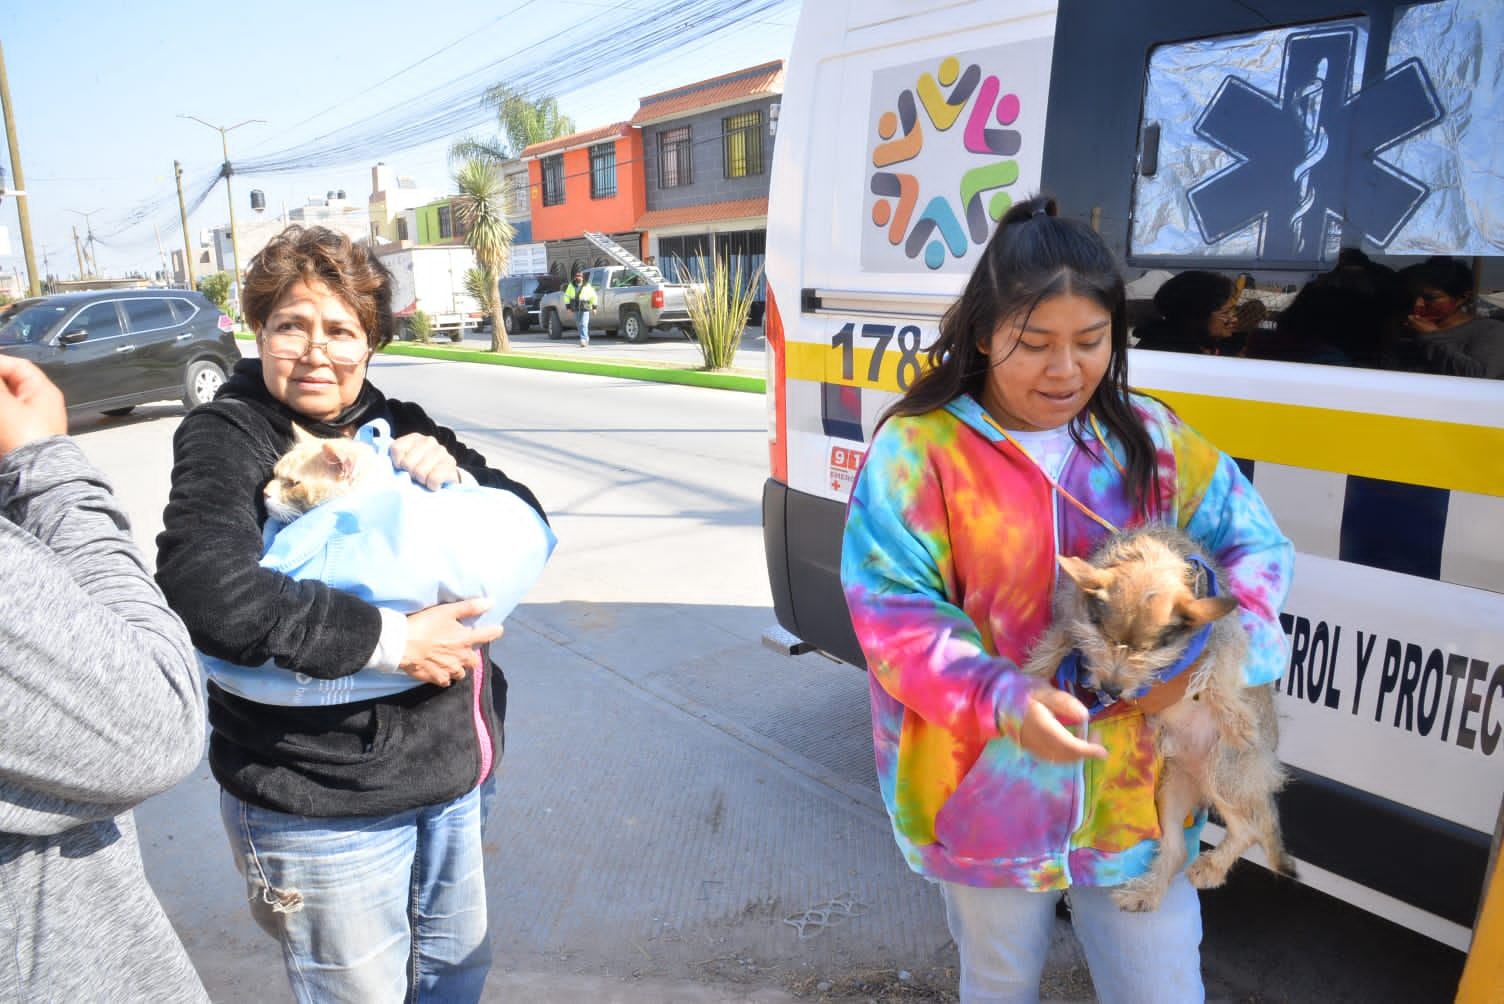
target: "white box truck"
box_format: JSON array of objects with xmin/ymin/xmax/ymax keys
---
[{"xmin": 378, "ymin": 244, "xmax": 482, "ymax": 342}]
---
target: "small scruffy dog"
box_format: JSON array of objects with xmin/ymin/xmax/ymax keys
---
[{"xmin": 1023, "ymin": 523, "xmax": 1293, "ymax": 912}]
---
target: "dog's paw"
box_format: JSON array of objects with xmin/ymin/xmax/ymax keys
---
[
  {"xmin": 1112, "ymin": 879, "xmax": 1166, "ymax": 913},
  {"xmin": 1186, "ymin": 856, "xmax": 1229, "ymax": 890}
]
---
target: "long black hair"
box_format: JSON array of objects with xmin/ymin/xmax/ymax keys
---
[{"xmin": 886, "ymin": 194, "xmax": 1157, "ymax": 510}]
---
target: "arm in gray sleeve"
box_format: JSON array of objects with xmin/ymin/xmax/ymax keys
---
[{"xmin": 0, "ymin": 436, "xmax": 205, "ymax": 837}]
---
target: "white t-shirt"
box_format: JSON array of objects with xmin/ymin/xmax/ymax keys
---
[{"xmin": 1004, "ymin": 423, "xmax": 1075, "ymax": 481}]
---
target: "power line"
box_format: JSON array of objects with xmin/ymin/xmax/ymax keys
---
[{"xmin": 97, "ymin": 0, "xmax": 796, "ymax": 249}]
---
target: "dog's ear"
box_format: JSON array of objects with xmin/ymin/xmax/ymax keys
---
[
  {"xmin": 1058, "ymin": 555, "xmax": 1111, "ymax": 596},
  {"xmin": 1175, "ymin": 594, "xmax": 1240, "ymax": 627}
]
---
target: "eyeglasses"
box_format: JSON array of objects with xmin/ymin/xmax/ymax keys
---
[{"xmin": 261, "ymin": 330, "xmax": 370, "ymax": 365}]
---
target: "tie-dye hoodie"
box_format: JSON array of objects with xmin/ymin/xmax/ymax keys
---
[{"xmin": 841, "ymin": 392, "xmax": 1292, "ymax": 890}]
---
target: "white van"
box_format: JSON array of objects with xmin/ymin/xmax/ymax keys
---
[{"xmin": 761, "ymin": 0, "xmax": 1504, "ymax": 953}]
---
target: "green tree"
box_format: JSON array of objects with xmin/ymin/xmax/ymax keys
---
[
  {"xmin": 452, "ymin": 158, "xmax": 516, "ymax": 351},
  {"xmin": 199, "ymin": 272, "xmax": 233, "ymax": 317},
  {"xmin": 449, "ymin": 84, "xmax": 575, "ymax": 164}
]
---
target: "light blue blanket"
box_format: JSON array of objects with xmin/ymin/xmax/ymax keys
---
[{"xmin": 202, "ymin": 419, "xmax": 556, "ymax": 706}]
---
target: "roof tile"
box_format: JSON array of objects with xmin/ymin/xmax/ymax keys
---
[{"xmin": 630, "ymin": 61, "xmax": 784, "ymax": 126}]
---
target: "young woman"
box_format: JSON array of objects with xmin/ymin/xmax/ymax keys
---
[
  {"xmin": 156, "ymin": 226, "xmax": 545, "ymax": 1003},
  {"xmin": 1130, "ymin": 269, "xmax": 1242, "ymax": 356},
  {"xmin": 840, "ymin": 196, "xmax": 1293, "ymax": 1003}
]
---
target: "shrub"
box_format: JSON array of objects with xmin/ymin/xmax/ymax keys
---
[
  {"xmin": 682, "ymin": 255, "xmax": 763, "ymax": 371},
  {"xmin": 410, "ymin": 309, "xmax": 434, "ymax": 344}
]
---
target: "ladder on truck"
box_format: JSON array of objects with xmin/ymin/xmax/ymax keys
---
[{"xmin": 583, "ymin": 232, "xmax": 665, "ymax": 284}]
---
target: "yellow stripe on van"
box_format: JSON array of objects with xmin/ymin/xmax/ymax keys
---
[
  {"xmin": 1148, "ymin": 391, "xmax": 1502, "ymax": 497},
  {"xmin": 783, "ymin": 342, "xmax": 1503, "ymax": 497}
]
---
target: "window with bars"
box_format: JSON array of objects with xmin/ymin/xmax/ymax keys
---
[
  {"xmin": 541, "ymin": 155, "xmax": 565, "ymax": 206},
  {"xmin": 723, "ymin": 112, "xmax": 763, "ymax": 178},
  {"xmin": 659, "ymin": 127, "xmax": 692, "ymax": 188},
  {"xmin": 437, "ymin": 205, "xmax": 453, "ymax": 239},
  {"xmin": 590, "ymin": 143, "xmax": 617, "ymax": 199}
]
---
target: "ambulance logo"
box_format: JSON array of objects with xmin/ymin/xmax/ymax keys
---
[
  {"xmin": 1188, "ymin": 26, "xmax": 1442, "ymax": 261},
  {"xmin": 864, "ymin": 43, "xmax": 1049, "ymax": 272}
]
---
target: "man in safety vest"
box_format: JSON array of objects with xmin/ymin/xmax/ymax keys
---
[{"xmin": 564, "ymin": 272, "xmax": 599, "ymax": 347}]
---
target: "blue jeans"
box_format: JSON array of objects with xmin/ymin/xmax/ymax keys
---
[
  {"xmin": 221, "ymin": 781, "xmax": 494, "ymax": 1004},
  {"xmin": 578, "ymin": 309, "xmax": 591, "ymax": 344},
  {"xmin": 940, "ymin": 874, "xmax": 1204, "ymax": 1004}
]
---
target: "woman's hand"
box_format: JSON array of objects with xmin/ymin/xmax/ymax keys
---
[
  {"xmin": 390, "ymin": 433, "xmax": 460, "ymax": 490},
  {"xmin": 1017, "ymin": 686, "xmax": 1109, "ymax": 762},
  {"xmin": 0, "ymin": 356, "xmax": 66, "ymax": 457},
  {"xmin": 1405, "ymin": 312, "xmax": 1440, "ymax": 335},
  {"xmin": 400, "ymin": 597, "xmax": 504, "ymax": 687}
]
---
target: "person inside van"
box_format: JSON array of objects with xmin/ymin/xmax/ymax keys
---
[
  {"xmin": 841, "ymin": 196, "xmax": 1292, "ymax": 1003},
  {"xmin": 1247, "ymin": 250, "xmax": 1403, "ymax": 369},
  {"xmin": 1398, "ymin": 256, "xmax": 1504, "ymax": 378},
  {"xmin": 1131, "ymin": 270, "xmax": 1245, "ymax": 356}
]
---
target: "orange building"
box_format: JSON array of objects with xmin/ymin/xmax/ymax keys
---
[{"xmin": 521, "ymin": 123, "xmax": 648, "ymax": 270}]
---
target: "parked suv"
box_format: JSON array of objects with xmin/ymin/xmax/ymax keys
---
[
  {"xmin": 0, "ymin": 288, "xmax": 240, "ymax": 416},
  {"xmin": 497, "ymin": 273, "xmax": 564, "ymax": 335}
]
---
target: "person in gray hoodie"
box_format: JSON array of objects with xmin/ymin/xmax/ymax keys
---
[{"xmin": 0, "ymin": 354, "xmax": 208, "ymax": 1002}]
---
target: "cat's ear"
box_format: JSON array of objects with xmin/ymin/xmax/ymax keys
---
[
  {"xmin": 290, "ymin": 424, "xmax": 318, "ymax": 444},
  {"xmin": 319, "ymin": 441, "xmax": 362, "ymax": 482}
]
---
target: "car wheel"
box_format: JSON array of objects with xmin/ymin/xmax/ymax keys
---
[
  {"xmin": 183, "ymin": 360, "xmax": 227, "ymax": 408},
  {"xmin": 546, "ymin": 310, "xmax": 563, "ymax": 340},
  {"xmin": 101, "ymin": 406, "xmax": 136, "ymax": 417},
  {"xmin": 504, "ymin": 309, "xmax": 519, "ymax": 336},
  {"xmin": 621, "ymin": 307, "xmax": 646, "ymax": 343}
]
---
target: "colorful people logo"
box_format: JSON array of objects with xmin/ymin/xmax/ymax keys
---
[{"xmin": 869, "ymin": 56, "xmax": 1026, "ymax": 270}]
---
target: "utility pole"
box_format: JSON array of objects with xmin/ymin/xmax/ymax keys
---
[
  {"xmin": 152, "ymin": 222, "xmax": 169, "ymax": 284},
  {"xmin": 72, "ymin": 225, "xmax": 85, "ymax": 279},
  {"xmin": 64, "ymin": 209, "xmax": 102, "ymax": 277},
  {"xmin": 174, "ymin": 159, "xmax": 196, "ymax": 288},
  {"xmin": 179, "ymin": 114, "xmax": 263, "ymax": 318},
  {"xmin": 0, "ymin": 40, "xmax": 40, "ymax": 296}
]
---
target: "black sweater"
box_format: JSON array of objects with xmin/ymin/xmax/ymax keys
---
[{"xmin": 155, "ymin": 358, "xmax": 544, "ymax": 816}]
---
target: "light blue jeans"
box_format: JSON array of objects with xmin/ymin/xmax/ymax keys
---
[
  {"xmin": 578, "ymin": 309, "xmax": 591, "ymax": 345},
  {"xmin": 221, "ymin": 781, "xmax": 495, "ymax": 1004},
  {"xmin": 940, "ymin": 874, "xmax": 1204, "ymax": 1004}
]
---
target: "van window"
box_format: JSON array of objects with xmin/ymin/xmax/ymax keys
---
[
  {"xmin": 122, "ymin": 297, "xmax": 177, "ymax": 333},
  {"xmin": 1130, "ymin": 18, "xmax": 1373, "ymax": 265}
]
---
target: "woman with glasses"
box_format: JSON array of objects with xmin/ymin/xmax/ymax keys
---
[
  {"xmin": 1131, "ymin": 270, "xmax": 1244, "ymax": 356},
  {"xmin": 155, "ymin": 225, "xmax": 545, "ymax": 1003}
]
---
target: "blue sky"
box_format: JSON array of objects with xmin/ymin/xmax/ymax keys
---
[{"xmin": 0, "ymin": 0, "xmax": 798, "ymax": 284}]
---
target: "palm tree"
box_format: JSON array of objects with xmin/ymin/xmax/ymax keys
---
[
  {"xmin": 452, "ymin": 158, "xmax": 516, "ymax": 351},
  {"xmin": 449, "ymin": 84, "xmax": 575, "ymax": 165}
]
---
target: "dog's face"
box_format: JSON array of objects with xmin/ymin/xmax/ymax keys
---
[{"xmin": 1057, "ymin": 543, "xmax": 1239, "ymax": 700}]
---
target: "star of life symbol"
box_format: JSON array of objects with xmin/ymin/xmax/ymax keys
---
[{"xmin": 1187, "ymin": 26, "xmax": 1443, "ymax": 262}]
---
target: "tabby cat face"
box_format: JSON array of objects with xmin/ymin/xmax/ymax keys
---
[{"xmin": 263, "ymin": 432, "xmax": 378, "ymax": 522}]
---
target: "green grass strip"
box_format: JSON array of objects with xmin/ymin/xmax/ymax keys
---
[
  {"xmin": 235, "ymin": 332, "xmax": 766, "ymax": 393},
  {"xmin": 380, "ymin": 342, "xmax": 765, "ymax": 393}
]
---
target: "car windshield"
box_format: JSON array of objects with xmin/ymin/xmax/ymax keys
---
[
  {"xmin": 498, "ymin": 279, "xmax": 530, "ymax": 299},
  {"xmin": 0, "ymin": 302, "xmax": 70, "ymax": 346}
]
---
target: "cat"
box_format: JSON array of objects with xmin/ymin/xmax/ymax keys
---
[{"xmin": 263, "ymin": 427, "xmax": 382, "ymax": 523}]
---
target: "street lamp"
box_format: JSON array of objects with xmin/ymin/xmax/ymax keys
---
[
  {"xmin": 179, "ymin": 114, "xmax": 264, "ymax": 317},
  {"xmin": 63, "ymin": 208, "xmax": 103, "ymax": 278}
]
